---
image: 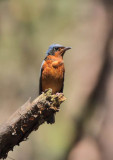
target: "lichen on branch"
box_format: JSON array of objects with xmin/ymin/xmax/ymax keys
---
[{"xmin": 0, "ymin": 88, "xmax": 66, "ymax": 159}]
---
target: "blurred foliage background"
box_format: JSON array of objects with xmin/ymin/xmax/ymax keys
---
[
  {"xmin": 0, "ymin": 0, "xmax": 113, "ymax": 160},
  {"xmin": 0, "ymin": 0, "xmax": 79, "ymax": 159}
]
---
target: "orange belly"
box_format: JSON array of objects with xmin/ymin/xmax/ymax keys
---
[
  {"xmin": 42, "ymin": 66, "xmax": 64, "ymax": 94},
  {"xmin": 42, "ymin": 78, "xmax": 63, "ymax": 94}
]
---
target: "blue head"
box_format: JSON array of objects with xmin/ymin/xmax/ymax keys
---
[{"xmin": 46, "ymin": 44, "xmax": 71, "ymax": 57}]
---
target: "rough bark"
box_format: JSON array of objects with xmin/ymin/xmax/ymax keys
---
[{"xmin": 0, "ymin": 89, "xmax": 66, "ymax": 159}]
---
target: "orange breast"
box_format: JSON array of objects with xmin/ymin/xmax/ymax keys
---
[{"xmin": 42, "ymin": 57, "xmax": 65, "ymax": 94}]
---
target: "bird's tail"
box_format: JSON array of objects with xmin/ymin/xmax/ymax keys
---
[{"xmin": 47, "ymin": 113, "xmax": 55, "ymax": 124}]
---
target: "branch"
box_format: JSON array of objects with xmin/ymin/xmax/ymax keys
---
[{"xmin": 0, "ymin": 89, "xmax": 66, "ymax": 159}]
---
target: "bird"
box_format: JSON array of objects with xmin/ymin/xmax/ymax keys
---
[{"xmin": 39, "ymin": 44, "xmax": 71, "ymax": 123}]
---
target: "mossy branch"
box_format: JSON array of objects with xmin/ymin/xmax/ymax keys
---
[{"xmin": 0, "ymin": 89, "xmax": 66, "ymax": 159}]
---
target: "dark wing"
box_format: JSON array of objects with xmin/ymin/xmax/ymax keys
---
[
  {"xmin": 59, "ymin": 70, "xmax": 65, "ymax": 93},
  {"xmin": 39, "ymin": 60, "xmax": 44, "ymax": 95},
  {"xmin": 39, "ymin": 70, "xmax": 42, "ymax": 95}
]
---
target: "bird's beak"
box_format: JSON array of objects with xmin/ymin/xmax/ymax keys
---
[
  {"xmin": 64, "ymin": 47, "xmax": 72, "ymax": 51},
  {"xmin": 61, "ymin": 47, "xmax": 71, "ymax": 56}
]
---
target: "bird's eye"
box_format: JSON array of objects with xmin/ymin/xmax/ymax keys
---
[
  {"xmin": 54, "ymin": 47, "xmax": 58, "ymax": 51},
  {"xmin": 54, "ymin": 47, "xmax": 60, "ymax": 51}
]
